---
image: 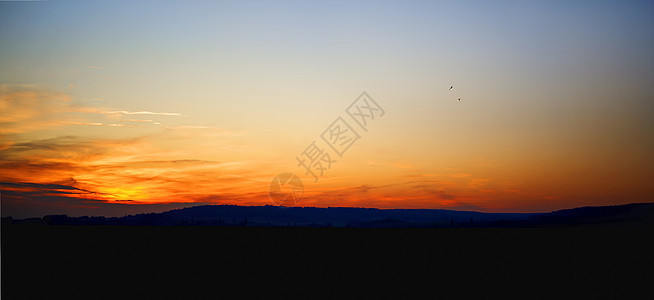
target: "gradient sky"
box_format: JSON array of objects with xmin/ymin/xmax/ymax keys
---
[{"xmin": 1, "ymin": 0, "xmax": 653, "ymax": 218}]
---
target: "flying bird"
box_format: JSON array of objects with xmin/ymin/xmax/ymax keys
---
[
  {"xmin": 457, "ymin": 98, "xmax": 461, "ymax": 102},
  {"xmin": 449, "ymin": 86, "xmax": 453, "ymax": 91}
]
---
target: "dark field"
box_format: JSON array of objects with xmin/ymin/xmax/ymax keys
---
[{"xmin": 3, "ymin": 225, "xmax": 653, "ymax": 299}]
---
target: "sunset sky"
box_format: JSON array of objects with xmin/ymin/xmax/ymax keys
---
[{"xmin": 1, "ymin": 0, "xmax": 653, "ymax": 218}]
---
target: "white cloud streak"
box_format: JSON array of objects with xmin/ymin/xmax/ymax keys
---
[{"xmin": 106, "ymin": 111, "xmax": 181, "ymax": 116}]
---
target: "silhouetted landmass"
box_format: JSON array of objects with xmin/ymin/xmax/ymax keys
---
[
  {"xmin": 3, "ymin": 202, "xmax": 653, "ymax": 228},
  {"xmin": 3, "ymin": 203, "xmax": 653, "ymax": 298},
  {"xmin": 535, "ymin": 202, "xmax": 654, "ymax": 227}
]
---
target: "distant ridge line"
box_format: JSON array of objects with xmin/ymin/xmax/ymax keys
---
[{"xmin": 3, "ymin": 202, "xmax": 653, "ymax": 228}]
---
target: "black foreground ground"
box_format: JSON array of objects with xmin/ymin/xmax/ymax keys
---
[{"xmin": 3, "ymin": 225, "xmax": 653, "ymax": 299}]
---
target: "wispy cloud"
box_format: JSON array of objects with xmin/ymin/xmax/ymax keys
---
[
  {"xmin": 61, "ymin": 122, "xmax": 132, "ymax": 127},
  {"xmin": 0, "ymin": 181, "xmax": 96, "ymax": 194},
  {"xmin": 169, "ymin": 125, "xmax": 209, "ymax": 129},
  {"xmin": 63, "ymin": 122, "xmax": 104, "ymax": 126},
  {"xmin": 74, "ymin": 107, "xmax": 183, "ymax": 117},
  {"xmin": 0, "ymin": 84, "xmax": 205, "ymax": 133},
  {"xmin": 104, "ymin": 110, "xmax": 182, "ymax": 116}
]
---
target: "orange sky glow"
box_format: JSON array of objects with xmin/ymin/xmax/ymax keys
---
[{"xmin": 1, "ymin": 1, "xmax": 653, "ymax": 218}]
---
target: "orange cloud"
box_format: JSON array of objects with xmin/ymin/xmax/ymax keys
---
[
  {"xmin": 0, "ymin": 84, "xmax": 73, "ymax": 134},
  {"xmin": 0, "ymin": 85, "xmax": 253, "ymax": 214}
]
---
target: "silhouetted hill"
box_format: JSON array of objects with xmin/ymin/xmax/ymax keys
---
[
  {"xmin": 4, "ymin": 202, "xmax": 653, "ymax": 228},
  {"xmin": 3, "ymin": 203, "xmax": 653, "ymax": 298},
  {"xmin": 155, "ymin": 205, "xmax": 535, "ymax": 227},
  {"xmin": 43, "ymin": 205, "xmax": 537, "ymax": 227},
  {"xmin": 536, "ymin": 202, "xmax": 654, "ymax": 227}
]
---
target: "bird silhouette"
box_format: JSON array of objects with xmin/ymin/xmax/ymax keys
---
[
  {"xmin": 457, "ymin": 98, "xmax": 461, "ymax": 102},
  {"xmin": 449, "ymin": 86, "xmax": 453, "ymax": 91}
]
